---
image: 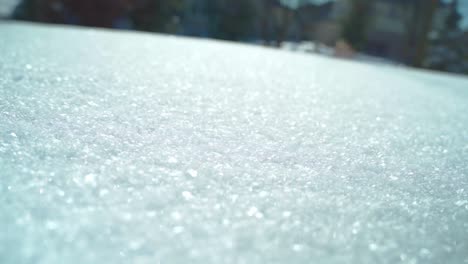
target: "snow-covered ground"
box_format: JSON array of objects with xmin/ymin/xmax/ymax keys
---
[
  {"xmin": 280, "ymin": 41, "xmax": 400, "ymax": 66},
  {"xmin": 1, "ymin": 22, "xmax": 468, "ymax": 264}
]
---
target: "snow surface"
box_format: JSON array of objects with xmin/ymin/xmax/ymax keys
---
[{"xmin": 1, "ymin": 22, "xmax": 468, "ymax": 264}]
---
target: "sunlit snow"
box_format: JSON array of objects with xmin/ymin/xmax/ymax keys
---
[{"xmin": 1, "ymin": 22, "xmax": 468, "ymax": 264}]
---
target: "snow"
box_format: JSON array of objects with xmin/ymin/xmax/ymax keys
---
[{"xmin": 1, "ymin": 22, "xmax": 468, "ymax": 264}]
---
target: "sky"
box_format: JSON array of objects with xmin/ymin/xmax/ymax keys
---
[
  {"xmin": 459, "ymin": 2, "xmax": 468, "ymax": 28},
  {"xmin": 1, "ymin": 0, "xmax": 468, "ymax": 28}
]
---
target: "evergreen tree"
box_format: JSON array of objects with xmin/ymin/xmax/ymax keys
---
[
  {"xmin": 11, "ymin": 0, "xmax": 37, "ymax": 21},
  {"xmin": 131, "ymin": 0, "xmax": 185, "ymax": 33},
  {"xmin": 445, "ymin": 0, "xmax": 461, "ymax": 31},
  {"xmin": 216, "ymin": 0, "xmax": 255, "ymax": 41},
  {"xmin": 341, "ymin": 0, "xmax": 370, "ymax": 50}
]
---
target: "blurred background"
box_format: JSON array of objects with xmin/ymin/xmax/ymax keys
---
[{"xmin": 1, "ymin": 0, "xmax": 467, "ymax": 75}]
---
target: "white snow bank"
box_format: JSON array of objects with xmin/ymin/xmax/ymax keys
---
[{"xmin": 1, "ymin": 22, "xmax": 468, "ymax": 264}]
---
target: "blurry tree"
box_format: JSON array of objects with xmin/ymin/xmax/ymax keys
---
[
  {"xmin": 192, "ymin": 0, "xmax": 222, "ymax": 37},
  {"xmin": 65, "ymin": 0, "xmax": 135, "ymax": 27},
  {"xmin": 11, "ymin": 0, "xmax": 35, "ymax": 20},
  {"xmin": 216, "ymin": 0, "xmax": 255, "ymax": 41},
  {"xmin": 341, "ymin": 0, "xmax": 370, "ymax": 50},
  {"xmin": 130, "ymin": 0, "xmax": 185, "ymax": 33},
  {"xmin": 12, "ymin": 0, "xmax": 135, "ymax": 28},
  {"xmin": 425, "ymin": 0, "xmax": 467, "ymax": 73},
  {"xmin": 12, "ymin": 0, "xmax": 185, "ymax": 31},
  {"xmin": 411, "ymin": 0, "xmax": 437, "ymax": 67},
  {"xmin": 445, "ymin": 0, "xmax": 461, "ymax": 31}
]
